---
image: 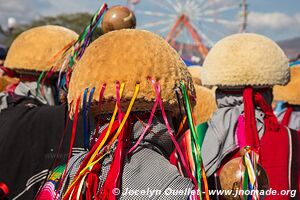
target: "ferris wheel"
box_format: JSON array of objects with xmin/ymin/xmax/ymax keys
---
[{"xmin": 129, "ymin": 0, "xmax": 248, "ymax": 64}]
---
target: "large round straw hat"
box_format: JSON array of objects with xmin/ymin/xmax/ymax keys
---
[
  {"xmin": 4, "ymin": 25, "xmax": 78, "ymax": 73},
  {"xmin": 273, "ymin": 64, "xmax": 300, "ymax": 105},
  {"xmin": 188, "ymin": 67, "xmax": 216, "ymax": 124},
  {"xmin": 68, "ymin": 29, "xmax": 194, "ymax": 115},
  {"xmin": 201, "ymin": 33, "xmax": 290, "ymax": 87}
]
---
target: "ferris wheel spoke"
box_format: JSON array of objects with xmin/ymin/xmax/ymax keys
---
[
  {"xmin": 196, "ymin": 0, "xmax": 209, "ymax": 11},
  {"xmin": 157, "ymin": 24, "xmax": 174, "ymax": 33},
  {"xmin": 136, "ymin": 10, "xmax": 177, "ymax": 18},
  {"xmin": 198, "ymin": 5, "xmax": 239, "ymax": 16},
  {"xmin": 200, "ymin": 18, "xmax": 240, "ymax": 26},
  {"xmin": 200, "ymin": 23, "xmax": 227, "ymax": 38},
  {"xmin": 136, "ymin": 0, "xmax": 246, "ymax": 53},
  {"xmin": 198, "ymin": 0, "xmax": 223, "ymax": 12},
  {"xmin": 150, "ymin": 0, "xmax": 176, "ymax": 13},
  {"xmin": 190, "ymin": 22, "xmax": 214, "ymax": 47},
  {"xmin": 186, "ymin": 0, "xmax": 201, "ymax": 13},
  {"xmin": 165, "ymin": 0, "xmax": 181, "ymax": 13},
  {"xmin": 173, "ymin": 0, "xmax": 184, "ymax": 13},
  {"xmin": 138, "ymin": 18, "xmax": 175, "ymax": 29}
]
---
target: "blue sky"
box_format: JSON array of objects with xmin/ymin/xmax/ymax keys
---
[{"xmin": 0, "ymin": 0, "xmax": 299, "ymax": 42}]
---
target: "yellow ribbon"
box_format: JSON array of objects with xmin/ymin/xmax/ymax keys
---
[{"xmin": 64, "ymin": 83, "xmax": 140, "ymax": 198}]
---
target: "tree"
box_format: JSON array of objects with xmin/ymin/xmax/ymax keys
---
[{"xmin": 0, "ymin": 13, "xmax": 103, "ymax": 47}]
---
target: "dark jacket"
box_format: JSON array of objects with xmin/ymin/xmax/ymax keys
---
[{"xmin": 0, "ymin": 96, "xmax": 84, "ymax": 199}]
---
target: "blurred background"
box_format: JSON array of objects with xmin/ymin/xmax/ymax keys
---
[{"xmin": 0, "ymin": 0, "xmax": 299, "ymax": 64}]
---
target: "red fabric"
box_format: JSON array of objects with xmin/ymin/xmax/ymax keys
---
[
  {"xmin": 86, "ymin": 163, "xmax": 100, "ymax": 200},
  {"xmin": 280, "ymin": 105, "xmax": 293, "ymax": 127},
  {"xmin": 251, "ymin": 90, "xmax": 290, "ymax": 200},
  {"xmin": 63, "ymin": 121, "xmax": 120, "ymax": 199},
  {"xmin": 58, "ymin": 97, "xmax": 81, "ymax": 195},
  {"xmin": 243, "ymin": 87, "xmax": 261, "ymax": 151},
  {"xmin": 0, "ymin": 66, "xmax": 16, "ymax": 77},
  {"xmin": 217, "ymin": 88, "xmax": 298, "ymax": 200},
  {"xmin": 0, "ymin": 182, "xmax": 9, "ymax": 199},
  {"xmin": 75, "ymin": 121, "xmax": 120, "ymax": 178},
  {"xmin": 5, "ymin": 82, "xmax": 19, "ymax": 94},
  {"xmin": 169, "ymin": 130, "xmax": 190, "ymax": 170},
  {"xmin": 99, "ymin": 119, "xmax": 131, "ymax": 200}
]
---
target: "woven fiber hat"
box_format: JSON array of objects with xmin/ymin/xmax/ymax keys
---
[
  {"xmin": 68, "ymin": 29, "xmax": 194, "ymax": 115},
  {"xmin": 187, "ymin": 66, "xmax": 202, "ymax": 85},
  {"xmin": 188, "ymin": 67, "xmax": 216, "ymax": 124},
  {"xmin": 273, "ymin": 64, "xmax": 300, "ymax": 105},
  {"xmin": 201, "ymin": 33, "xmax": 290, "ymax": 87},
  {"xmin": 4, "ymin": 25, "xmax": 78, "ymax": 73}
]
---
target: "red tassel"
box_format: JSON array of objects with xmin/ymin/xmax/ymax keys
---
[
  {"xmin": 243, "ymin": 87, "xmax": 260, "ymax": 150},
  {"xmin": 100, "ymin": 119, "xmax": 131, "ymax": 199}
]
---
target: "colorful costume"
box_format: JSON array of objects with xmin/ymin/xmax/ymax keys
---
[
  {"xmin": 201, "ymin": 33, "xmax": 299, "ymax": 200},
  {"xmin": 1, "ymin": 25, "xmax": 78, "ymax": 107},
  {"xmin": 0, "ymin": 26, "xmax": 86, "ymax": 199},
  {"xmin": 46, "ymin": 29, "xmax": 202, "ymax": 200}
]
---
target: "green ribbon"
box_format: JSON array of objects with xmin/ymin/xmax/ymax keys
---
[
  {"xmin": 180, "ymin": 83, "xmax": 203, "ymax": 199},
  {"xmin": 196, "ymin": 122, "xmax": 208, "ymax": 149},
  {"xmin": 36, "ymin": 71, "xmax": 45, "ymax": 96}
]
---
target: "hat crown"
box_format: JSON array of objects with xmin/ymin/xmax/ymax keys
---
[
  {"xmin": 68, "ymin": 29, "xmax": 194, "ymax": 115},
  {"xmin": 4, "ymin": 25, "xmax": 78, "ymax": 72},
  {"xmin": 201, "ymin": 33, "xmax": 289, "ymax": 87},
  {"xmin": 274, "ymin": 65, "xmax": 300, "ymax": 105}
]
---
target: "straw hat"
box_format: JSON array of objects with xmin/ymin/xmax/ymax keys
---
[
  {"xmin": 187, "ymin": 66, "xmax": 201, "ymax": 85},
  {"xmin": 68, "ymin": 29, "xmax": 194, "ymax": 115},
  {"xmin": 273, "ymin": 64, "xmax": 300, "ymax": 105},
  {"xmin": 187, "ymin": 67, "xmax": 216, "ymax": 124},
  {"xmin": 101, "ymin": 5, "xmax": 136, "ymax": 33},
  {"xmin": 201, "ymin": 33, "xmax": 290, "ymax": 87},
  {"xmin": 4, "ymin": 25, "xmax": 78, "ymax": 73}
]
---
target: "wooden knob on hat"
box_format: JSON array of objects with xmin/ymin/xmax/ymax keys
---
[{"xmin": 101, "ymin": 5, "xmax": 136, "ymax": 33}]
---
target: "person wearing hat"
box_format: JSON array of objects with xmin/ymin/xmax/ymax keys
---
[
  {"xmin": 200, "ymin": 33, "xmax": 299, "ymax": 200},
  {"xmin": 0, "ymin": 25, "xmax": 79, "ymax": 110},
  {"xmin": 274, "ymin": 62, "xmax": 300, "ymax": 131},
  {"xmin": 41, "ymin": 29, "xmax": 202, "ymax": 199},
  {"xmin": 0, "ymin": 25, "xmax": 87, "ymax": 199}
]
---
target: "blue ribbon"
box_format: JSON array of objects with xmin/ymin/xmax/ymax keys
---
[
  {"xmin": 87, "ymin": 87, "xmax": 95, "ymax": 148},
  {"xmin": 290, "ymin": 61, "xmax": 300, "ymax": 67},
  {"xmin": 83, "ymin": 88, "xmax": 89, "ymax": 149}
]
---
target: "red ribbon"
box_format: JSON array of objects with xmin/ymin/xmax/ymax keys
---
[
  {"xmin": 0, "ymin": 182, "xmax": 9, "ymax": 199},
  {"xmin": 242, "ymin": 87, "xmax": 280, "ymax": 157},
  {"xmin": 92, "ymin": 84, "xmax": 106, "ymax": 147},
  {"xmin": 57, "ymin": 96, "xmax": 81, "ymax": 196},
  {"xmin": 151, "ymin": 79, "xmax": 199, "ymax": 200},
  {"xmin": 0, "ymin": 66, "xmax": 16, "ymax": 77},
  {"xmin": 243, "ymin": 87, "xmax": 260, "ymax": 151},
  {"xmin": 99, "ymin": 119, "xmax": 131, "ymax": 200},
  {"xmin": 115, "ymin": 81, "xmax": 122, "ymax": 124}
]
